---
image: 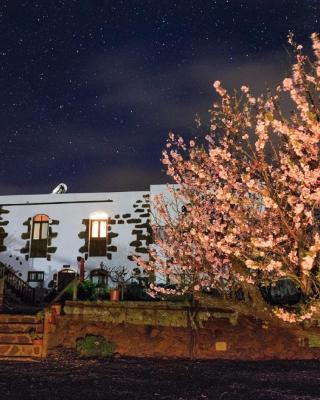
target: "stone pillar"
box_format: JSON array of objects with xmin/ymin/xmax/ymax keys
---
[
  {"xmin": 0, "ymin": 278, "xmax": 5, "ymax": 312},
  {"xmin": 72, "ymin": 279, "xmax": 78, "ymax": 301},
  {"xmin": 41, "ymin": 310, "xmax": 51, "ymax": 358}
]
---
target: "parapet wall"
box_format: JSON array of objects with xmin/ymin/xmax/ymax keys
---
[{"xmin": 47, "ymin": 300, "xmax": 320, "ymax": 360}]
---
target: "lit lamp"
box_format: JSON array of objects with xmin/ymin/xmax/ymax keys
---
[
  {"xmin": 90, "ymin": 263, "xmax": 109, "ymax": 287},
  {"xmin": 89, "ymin": 211, "xmax": 109, "ymax": 220}
]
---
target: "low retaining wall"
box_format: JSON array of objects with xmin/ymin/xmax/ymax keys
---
[{"xmin": 47, "ymin": 300, "xmax": 320, "ymax": 360}]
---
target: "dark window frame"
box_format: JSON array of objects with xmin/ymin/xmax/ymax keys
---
[
  {"xmin": 28, "ymin": 271, "xmax": 45, "ymax": 282},
  {"xmin": 30, "ymin": 214, "xmax": 49, "ymax": 258},
  {"xmin": 89, "ymin": 219, "xmax": 108, "ymax": 257}
]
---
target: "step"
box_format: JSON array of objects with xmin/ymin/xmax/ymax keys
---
[
  {"xmin": 0, "ymin": 314, "xmax": 39, "ymax": 324},
  {"xmin": 2, "ymin": 305, "xmax": 43, "ymax": 315},
  {"xmin": 0, "ymin": 333, "xmax": 41, "ymax": 344},
  {"xmin": 0, "ymin": 357, "xmax": 40, "ymax": 362},
  {"xmin": 4, "ymin": 292, "xmax": 23, "ymax": 302},
  {"xmin": 0, "ymin": 313, "xmax": 45, "ymax": 360},
  {"xmin": 0, "ymin": 344, "xmax": 42, "ymax": 358},
  {"xmin": 4, "ymin": 291, "xmax": 26, "ymax": 304},
  {"xmin": 0, "ymin": 323, "xmax": 43, "ymax": 334}
]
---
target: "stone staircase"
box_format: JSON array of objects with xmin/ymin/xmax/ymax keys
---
[{"xmin": 0, "ymin": 314, "xmax": 44, "ymax": 360}]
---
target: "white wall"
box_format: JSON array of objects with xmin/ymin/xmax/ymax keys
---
[{"xmin": 0, "ymin": 190, "xmax": 152, "ymax": 286}]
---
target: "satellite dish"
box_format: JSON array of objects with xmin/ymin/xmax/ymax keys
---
[{"xmin": 52, "ymin": 183, "xmax": 67, "ymax": 194}]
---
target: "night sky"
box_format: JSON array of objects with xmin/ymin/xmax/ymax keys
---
[{"xmin": 0, "ymin": 1, "xmax": 319, "ymax": 195}]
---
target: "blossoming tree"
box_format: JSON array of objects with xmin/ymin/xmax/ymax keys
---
[{"xmin": 137, "ymin": 33, "xmax": 320, "ymax": 324}]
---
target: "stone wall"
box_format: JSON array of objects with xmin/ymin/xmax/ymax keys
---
[{"xmin": 47, "ymin": 300, "xmax": 320, "ymax": 360}]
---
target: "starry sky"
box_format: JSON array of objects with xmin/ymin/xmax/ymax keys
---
[{"xmin": 0, "ymin": 0, "xmax": 319, "ymax": 195}]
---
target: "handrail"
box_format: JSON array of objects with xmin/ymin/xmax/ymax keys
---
[
  {"xmin": 0, "ymin": 263, "xmax": 35, "ymax": 305},
  {"xmin": 0, "ymin": 264, "xmax": 6, "ymax": 279},
  {"xmin": 56, "ymin": 275, "xmax": 75, "ymax": 293},
  {"xmin": 46, "ymin": 277, "xmax": 79, "ymax": 309}
]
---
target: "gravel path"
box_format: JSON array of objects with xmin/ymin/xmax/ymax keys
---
[{"xmin": 0, "ymin": 350, "xmax": 319, "ymax": 400}]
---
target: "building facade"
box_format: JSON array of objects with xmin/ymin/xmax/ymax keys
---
[{"xmin": 0, "ymin": 185, "xmax": 167, "ymax": 288}]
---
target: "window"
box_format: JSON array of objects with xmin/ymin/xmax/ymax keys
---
[
  {"xmin": 91, "ymin": 220, "xmax": 107, "ymax": 238},
  {"xmin": 30, "ymin": 214, "xmax": 49, "ymax": 258},
  {"xmin": 89, "ymin": 220, "xmax": 107, "ymax": 256},
  {"xmin": 28, "ymin": 271, "xmax": 44, "ymax": 282}
]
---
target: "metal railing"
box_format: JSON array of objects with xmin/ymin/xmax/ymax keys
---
[
  {"xmin": 46, "ymin": 277, "xmax": 79, "ymax": 308},
  {"xmin": 0, "ymin": 263, "xmax": 35, "ymax": 305}
]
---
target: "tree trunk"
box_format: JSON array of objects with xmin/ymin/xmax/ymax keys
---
[
  {"xmin": 231, "ymin": 256, "xmax": 266, "ymax": 308},
  {"xmin": 300, "ymin": 274, "xmax": 311, "ymax": 297},
  {"xmin": 187, "ymin": 295, "xmax": 199, "ymax": 359}
]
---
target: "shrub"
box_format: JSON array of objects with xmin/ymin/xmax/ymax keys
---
[
  {"xmin": 76, "ymin": 335, "xmax": 116, "ymax": 357},
  {"xmin": 125, "ymin": 282, "xmax": 154, "ymax": 301},
  {"xmin": 77, "ymin": 281, "xmax": 96, "ymax": 300}
]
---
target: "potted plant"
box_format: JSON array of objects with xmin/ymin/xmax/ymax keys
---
[
  {"xmin": 110, "ymin": 266, "xmax": 131, "ymax": 301},
  {"xmin": 109, "ymin": 288, "xmax": 120, "ymax": 301},
  {"xmin": 33, "ymin": 337, "xmax": 43, "ymax": 346},
  {"xmin": 29, "ymin": 329, "xmax": 43, "ymax": 345},
  {"xmin": 51, "ymin": 303, "xmax": 62, "ymax": 315}
]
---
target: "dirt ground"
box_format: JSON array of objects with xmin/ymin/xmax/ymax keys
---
[{"xmin": 0, "ymin": 350, "xmax": 320, "ymax": 400}]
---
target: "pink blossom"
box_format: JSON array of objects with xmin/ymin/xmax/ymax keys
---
[
  {"xmin": 241, "ymin": 85, "xmax": 249, "ymax": 94},
  {"xmin": 283, "ymin": 78, "xmax": 293, "ymax": 90},
  {"xmin": 134, "ymin": 34, "xmax": 320, "ymax": 323}
]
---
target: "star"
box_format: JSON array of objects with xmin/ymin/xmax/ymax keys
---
[{"xmin": 0, "ymin": 0, "xmax": 317, "ymax": 194}]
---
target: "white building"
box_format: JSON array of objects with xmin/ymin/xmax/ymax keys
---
[{"xmin": 0, "ymin": 185, "xmax": 168, "ymax": 288}]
